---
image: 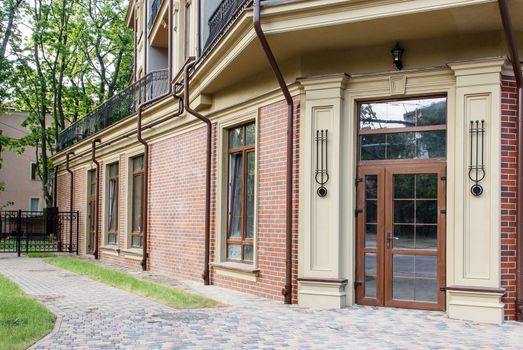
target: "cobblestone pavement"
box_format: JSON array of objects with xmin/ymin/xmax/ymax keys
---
[{"xmin": 1, "ymin": 256, "xmax": 522, "ymax": 349}]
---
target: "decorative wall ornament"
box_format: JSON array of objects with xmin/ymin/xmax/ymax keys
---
[
  {"xmin": 468, "ymin": 120, "xmax": 486, "ymax": 196},
  {"xmin": 315, "ymin": 129, "xmax": 329, "ymax": 197}
]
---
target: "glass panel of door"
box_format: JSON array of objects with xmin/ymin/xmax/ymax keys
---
[{"xmin": 356, "ymin": 164, "xmax": 446, "ymax": 311}]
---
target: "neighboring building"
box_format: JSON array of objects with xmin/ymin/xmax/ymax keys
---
[
  {"xmin": 51, "ymin": 0, "xmax": 523, "ymax": 324},
  {"xmin": 0, "ymin": 111, "xmax": 45, "ymax": 211}
]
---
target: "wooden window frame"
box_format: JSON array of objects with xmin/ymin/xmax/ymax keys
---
[
  {"xmin": 107, "ymin": 163, "xmax": 119, "ymax": 245},
  {"xmin": 87, "ymin": 170, "xmax": 97, "ymax": 253},
  {"xmin": 131, "ymin": 155, "xmax": 144, "ymax": 248},
  {"xmin": 226, "ymin": 123, "xmax": 255, "ymax": 264},
  {"xmin": 358, "ymin": 95, "xmax": 448, "ymax": 165}
]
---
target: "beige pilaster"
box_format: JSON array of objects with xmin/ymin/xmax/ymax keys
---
[
  {"xmin": 298, "ymin": 74, "xmax": 350, "ymax": 308},
  {"xmin": 447, "ymin": 58, "xmax": 506, "ymax": 324}
]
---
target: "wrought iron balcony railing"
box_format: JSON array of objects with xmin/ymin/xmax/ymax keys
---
[
  {"xmin": 205, "ymin": 0, "xmax": 251, "ymax": 51},
  {"xmin": 148, "ymin": 0, "xmax": 163, "ymax": 30},
  {"xmin": 56, "ymin": 69, "xmax": 169, "ymax": 152}
]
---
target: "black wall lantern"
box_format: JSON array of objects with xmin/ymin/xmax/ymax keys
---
[{"xmin": 391, "ymin": 42, "xmax": 404, "ymax": 70}]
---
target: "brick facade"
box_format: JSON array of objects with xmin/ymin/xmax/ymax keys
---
[
  {"xmin": 56, "ymin": 84, "xmax": 519, "ymax": 316},
  {"xmin": 500, "ymin": 75, "xmax": 519, "ymax": 321}
]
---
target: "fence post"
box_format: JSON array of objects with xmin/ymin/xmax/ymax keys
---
[
  {"xmin": 16, "ymin": 210, "xmax": 21, "ymax": 257},
  {"xmin": 76, "ymin": 210, "xmax": 79, "ymax": 255},
  {"xmin": 69, "ymin": 210, "xmax": 73, "ymax": 253}
]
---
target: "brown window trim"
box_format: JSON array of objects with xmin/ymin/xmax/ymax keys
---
[
  {"xmin": 107, "ymin": 164, "xmax": 119, "ymax": 245},
  {"xmin": 226, "ymin": 123, "xmax": 255, "ymax": 264},
  {"xmin": 131, "ymin": 156, "xmax": 144, "ymax": 248},
  {"xmin": 357, "ymin": 95, "xmax": 448, "ymax": 162},
  {"xmin": 88, "ymin": 170, "xmax": 96, "ymax": 232}
]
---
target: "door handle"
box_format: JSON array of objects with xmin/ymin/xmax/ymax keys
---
[{"xmin": 386, "ymin": 232, "xmax": 399, "ymax": 248}]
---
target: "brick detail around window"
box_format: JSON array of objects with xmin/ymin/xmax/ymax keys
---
[{"xmin": 501, "ymin": 75, "xmax": 519, "ymax": 320}]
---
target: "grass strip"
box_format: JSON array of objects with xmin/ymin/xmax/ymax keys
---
[
  {"xmin": 24, "ymin": 252, "xmax": 57, "ymax": 258},
  {"xmin": 0, "ymin": 274, "xmax": 55, "ymax": 350},
  {"xmin": 44, "ymin": 257, "xmax": 218, "ymax": 309}
]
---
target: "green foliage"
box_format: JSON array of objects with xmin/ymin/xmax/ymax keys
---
[
  {"xmin": 2, "ymin": 0, "xmax": 132, "ymax": 207},
  {"xmin": 45, "ymin": 257, "xmax": 220, "ymax": 309},
  {"xmin": 0, "ymin": 273, "xmax": 55, "ymax": 350}
]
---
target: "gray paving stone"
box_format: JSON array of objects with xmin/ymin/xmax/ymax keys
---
[{"xmin": 0, "ymin": 256, "xmax": 522, "ymax": 349}]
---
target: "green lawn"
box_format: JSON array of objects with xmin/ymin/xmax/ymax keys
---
[
  {"xmin": 44, "ymin": 257, "xmax": 218, "ymax": 309},
  {"xmin": 0, "ymin": 274, "xmax": 55, "ymax": 350},
  {"xmin": 24, "ymin": 252, "xmax": 57, "ymax": 258}
]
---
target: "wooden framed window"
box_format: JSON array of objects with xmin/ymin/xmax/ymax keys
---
[
  {"xmin": 358, "ymin": 96, "xmax": 447, "ymax": 162},
  {"xmin": 30, "ymin": 162, "xmax": 38, "ymax": 181},
  {"xmin": 131, "ymin": 155, "xmax": 144, "ymax": 248},
  {"xmin": 226, "ymin": 123, "xmax": 255, "ymax": 263},
  {"xmin": 107, "ymin": 163, "xmax": 119, "ymax": 245}
]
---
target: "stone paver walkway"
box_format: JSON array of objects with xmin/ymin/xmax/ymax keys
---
[{"xmin": 1, "ymin": 256, "xmax": 522, "ymax": 349}]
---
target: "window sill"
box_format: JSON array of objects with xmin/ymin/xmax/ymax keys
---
[
  {"xmin": 211, "ymin": 261, "xmax": 259, "ymax": 282},
  {"xmin": 122, "ymin": 248, "xmax": 143, "ymax": 261},
  {"xmin": 99, "ymin": 245, "xmax": 119, "ymax": 256}
]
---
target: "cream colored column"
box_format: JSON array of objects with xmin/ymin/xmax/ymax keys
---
[
  {"xmin": 447, "ymin": 58, "xmax": 506, "ymax": 324},
  {"xmin": 298, "ymin": 74, "xmax": 349, "ymax": 308}
]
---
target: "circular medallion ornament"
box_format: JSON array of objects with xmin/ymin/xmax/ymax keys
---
[
  {"xmin": 317, "ymin": 186, "xmax": 327, "ymax": 198},
  {"xmin": 471, "ymin": 184, "xmax": 483, "ymax": 197}
]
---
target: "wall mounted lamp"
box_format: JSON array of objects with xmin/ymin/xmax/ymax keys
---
[{"xmin": 391, "ymin": 42, "xmax": 404, "ymax": 71}]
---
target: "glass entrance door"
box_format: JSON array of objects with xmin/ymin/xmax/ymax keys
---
[{"xmin": 355, "ymin": 164, "xmax": 446, "ymax": 311}]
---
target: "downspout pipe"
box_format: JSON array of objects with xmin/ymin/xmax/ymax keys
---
[
  {"xmin": 66, "ymin": 151, "xmax": 75, "ymax": 253},
  {"xmin": 498, "ymin": 0, "xmax": 523, "ymax": 321},
  {"xmin": 137, "ymin": 0, "xmax": 174, "ymax": 271},
  {"xmin": 91, "ymin": 138, "xmax": 101, "ymax": 260},
  {"xmin": 53, "ymin": 165, "xmax": 58, "ymax": 208},
  {"xmin": 184, "ymin": 58, "xmax": 211, "ymax": 286},
  {"xmin": 254, "ymin": 0, "xmax": 294, "ymax": 304}
]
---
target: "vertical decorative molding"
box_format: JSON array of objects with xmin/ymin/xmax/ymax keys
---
[
  {"xmin": 447, "ymin": 58, "xmax": 505, "ymax": 324},
  {"xmin": 297, "ymin": 74, "xmax": 349, "ymax": 308}
]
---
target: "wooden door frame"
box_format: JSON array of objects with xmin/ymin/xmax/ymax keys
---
[
  {"xmin": 356, "ymin": 160, "xmax": 446, "ymax": 310},
  {"xmin": 382, "ymin": 162, "xmax": 446, "ymax": 311}
]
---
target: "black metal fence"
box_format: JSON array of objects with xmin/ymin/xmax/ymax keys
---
[
  {"xmin": 56, "ymin": 69, "xmax": 169, "ymax": 152},
  {"xmin": 148, "ymin": 0, "xmax": 163, "ymax": 29},
  {"xmin": 0, "ymin": 209, "xmax": 79, "ymax": 256},
  {"xmin": 205, "ymin": 0, "xmax": 251, "ymax": 51}
]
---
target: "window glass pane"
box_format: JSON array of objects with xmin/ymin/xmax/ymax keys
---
[
  {"xmin": 364, "ymin": 253, "xmax": 377, "ymax": 298},
  {"xmin": 414, "ymin": 256, "xmax": 437, "ymax": 302},
  {"xmin": 365, "ymin": 224, "xmax": 377, "ymax": 248},
  {"xmin": 228, "ymin": 153, "xmax": 243, "ymax": 238},
  {"xmin": 360, "ymin": 97, "xmax": 446, "ymax": 130},
  {"xmin": 108, "ymin": 233, "xmax": 117, "ymax": 245},
  {"xmin": 394, "ymin": 174, "xmax": 414, "ymax": 199},
  {"xmin": 133, "ymin": 175, "xmax": 142, "ymax": 232},
  {"xmin": 108, "ymin": 179, "xmax": 117, "ymax": 232},
  {"xmin": 416, "ymin": 225, "xmax": 438, "ymax": 250},
  {"xmin": 360, "ymin": 134, "xmax": 385, "ymax": 160},
  {"xmin": 132, "ymin": 236, "xmax": 142, "ymax": 248},
  {"xmin": 416, "ymin": 200, "xmax": 437, "ymax": 224},
  {"xmin": 243, "ymin": 245, "xmax": 253, "ymax": 261},
  {"xmin": 245, "ymin": 124, "xmax": 255, "ymax": 145},
  {"xmin": 245, "ymin": 152, "xmax": 255, "ymax": 239},
  {"xmin": 416, "ymin": 130, "xmax": 446, "ymax": 158},
  {"xmin": 394, "ymin": 200, "xmax": 414, "ymax": 224},
  {"xmin": 229, "ymin": 127, "xmax": 243, "ymax": 149},
  {"xmin": 227, "ymin": 244, "xmax": 241, "ymax": 260},
  {"xmin": 394, "ymin": 224, "xmax": 414, "ymax": 249},
  {"xmin": 393, "ymin": 254, "xmax": 415, "ymax": 301},
  {"xmin": 133, "ymin": 156, "xmax": 144, "ymax": 172},
  {"xmin": 386, "ymin": 132, "xmax": 415, "ymax": 159},
  {"xmin": 365, "ymin": 175, "xmax": 377, "ymax": 199},
  {"xmin": 109, "ymin": 163, "xmax": 119, "ymax": 177},
  {"xmin": 30, "ymin": 198, "xmax": 39, "ymax": 212},
  {"xmin": 416, "ymin": 174, "xmax": 438, "ymax": 199}
]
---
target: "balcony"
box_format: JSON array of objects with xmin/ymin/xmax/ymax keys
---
[
  {"xmin": 56, "ymin": 69, "xmax": 169, "ymax": 152},
  {"xmin": 148, "ymin": 0, "xmax": 163, "ymax": 30},
  {"xmin": 204, "ymin": 0, "xmax": 251, "ymax": 51}
]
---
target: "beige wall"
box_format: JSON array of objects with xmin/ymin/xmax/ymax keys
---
[{"xmin": 0, "ymin": 112, "xmax": 45, "ymax": 210}]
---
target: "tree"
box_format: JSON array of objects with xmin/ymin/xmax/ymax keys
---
[{"xmin": 8, "ymin": 0, "xmax": 132, "ymax": 208}]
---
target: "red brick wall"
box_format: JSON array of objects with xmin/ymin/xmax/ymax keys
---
[
  {"xmin": 210, "ymin": 97, "xmax": 301, "ymax": 303},
  {"xmin": 501, "ymin": 75, "xmax": 519, "ymax": 320},
  {"xmin": 148, "ymin": 126, "xmax": 208, "ymax": 280}
]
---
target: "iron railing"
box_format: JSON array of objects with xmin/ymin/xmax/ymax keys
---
[
  {"xmin": 148, "ymin": 0, "xmax": 163, "ymax": 30},
  {"xmin": 56, "ymin": 69, "xmax": 169, "ymax": 152},
  {"xmin": 205, "ymin": 0, "xmax": 251, "ymax": 51},
  {"xmin": 0, "ymin": 209, "xmax": 80, "ymax": 255}
]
